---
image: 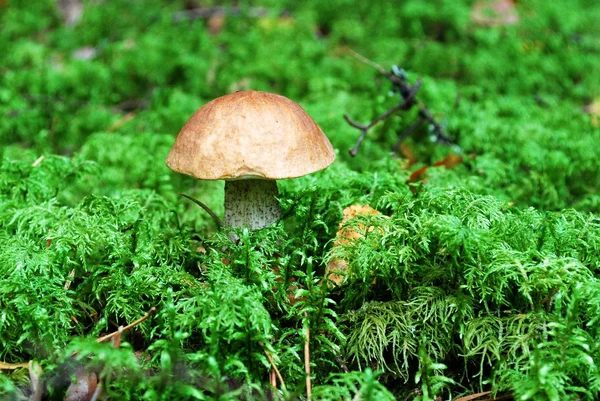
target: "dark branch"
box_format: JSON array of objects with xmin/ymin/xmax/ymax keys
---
[
  {"xmin": 391, "ymin": 117, "xmax": 424, "ymax": 153},
  {"xmin": 344, "ymin": 49, "xmax": 456, "ymax": 157},
  {"xmin": 346, "ymin": 79, "xmax": 422, "ymax": 157}
]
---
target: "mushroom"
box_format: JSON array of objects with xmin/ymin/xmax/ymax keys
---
[{"xmin": 166, "ymin": 90, "xmax": 336, "ymax": 229}]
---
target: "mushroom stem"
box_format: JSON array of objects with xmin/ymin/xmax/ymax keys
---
[{"xmin": 224, "ymin": 179, "xmax": 282, "ymax": 229}]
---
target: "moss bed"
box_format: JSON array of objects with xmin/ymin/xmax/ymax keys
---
[{"xmin": 1, "ymin": 1, "xmax": 600, "ymax": 400}]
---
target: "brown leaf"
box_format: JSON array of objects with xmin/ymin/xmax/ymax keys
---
[
  {"xmin": 432, "ymin": 153, "xmax": 463, "ymax": 169},
  {"xmin": 399, "ymin": 143, "xmax": 419, "ymax": 168},
  {"xmin": 584, "ymin": 99, "xmax": 600, "ymax": 127},
  {"xmin": 208, "ymin": 14, "xmax": 226, "ymax": 35},
  {"xmin": 326, "ymin": 205, "xmax": 387, "ymax": 286},
  {"xmin": 408, "ymin": 165, "xmax": 429, "ymax": 183},
  {"xmin": 472, "ymin": 0, "xmax": 519, "ymax": 27}
]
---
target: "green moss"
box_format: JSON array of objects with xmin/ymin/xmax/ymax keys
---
[{"xmin": 2, "ymin": 0, "xmax": 600, "ymax": 399}]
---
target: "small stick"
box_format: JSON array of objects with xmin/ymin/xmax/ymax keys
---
[
  {"xmin": 0, "ymin": 361, "xmax": 28, "ymax": 370},
  {"xmin": 96, "ymin": 307, "xmax": 156, "ymax": 343},
  {"xmin": 64, "ymin": 268, "xmax": 75, "ymax": 290},
  {"xmin": 391, "ymin": 117, "xmax": 424, "ymax": 153},
  {"xmin": 173, "ymin": 6, "xmax": 269, "ymax": 22},
  {"xmin": 264, "ymin": 349, "xmax": 286, "ymax": 390},
  {"xmin": 304, "ymin": 313, "xmax": 312, "ymax": 400},
  {"xmin": 345, "ymin": 79, "xmax": 422, "ymax": 157},
  {"xmin": 179, "ymin": 193, "xmax": 223, "ymax": 228},
  {"xmin": 343, "ymin": 46, "xmax": 388, "ymax": 75},
  {"xmin": 344, "ymin": 47, "xmax": 455, "ymax": 156},
  {"xmin": 31, "ymin": 156, "xmax": 45, "ymax": 167}
]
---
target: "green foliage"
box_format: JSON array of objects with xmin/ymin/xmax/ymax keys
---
[{"xmin": 2, "ymin": 0, "xmax": 600, "ymax": 399}]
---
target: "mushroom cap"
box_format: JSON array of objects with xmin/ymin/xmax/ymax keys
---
[{"xmin": 166, "ymin": 90, "xmax": 336, "ymax": 180}]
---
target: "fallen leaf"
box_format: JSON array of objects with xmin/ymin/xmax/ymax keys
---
[
  {"xmin": 399, "ymin": 143, "xmax": 419, "ymax": 168},
  {"xmin": 584, "ymin": 99, "xmax": 600, "ymax": 127},
  {"xmin": 208, "ymin": 14, "xmax": 226, "ymax": 35},
  {"xmin": 326, "ymin": 205, "xmax": 387, "ymax": 286},
  {"xmin": 408, "ymin": 165, "xmax": 429, "ymax": 184},
  {"xmin": 433, "ymin": 153, "xmax": 463, "ymax": 169},
  {"xmin": 472, "ymin": 0, "xmax": 519, "ymax": 27}
]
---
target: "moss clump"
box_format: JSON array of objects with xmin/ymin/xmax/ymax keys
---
[{"xmin": 2, "ymin": 0, "xmax": 600, "ymax": 400}]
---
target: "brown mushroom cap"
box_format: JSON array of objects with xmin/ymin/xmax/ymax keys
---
[{"xmin": 166, "ymin": 90, "xmax": 336, "ymax": 180}]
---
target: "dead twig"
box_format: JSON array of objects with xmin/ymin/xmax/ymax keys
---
[
  {"xmin": 0, "ymin": 361, "xmax": 29, "ymax": 370},
  {"xmin": 344, "ymin": 79, "xmax": 422, "ymax": 157},
  {"xmin": 304, "ymin": 313, "xmax": 312, "ymax": 400},
  {"xmin": 179, "ymin": 193, "xmax": 224, "ymax": 228},
  {"xmin": 264, "ymin": 348, "xmax": 286, "ymax": 390},
  {"xmin": 391, "ymin": 116, "xmax": 424, "ymax": 153},
  {"xmin": 453, "ymin": 391, "xmax": 513, "ymax": 401},
  {"xmin": 31, "ymin": 156, "xmax": 45, "ymax": 167},
  {"xmin": 96, "ymin": 307, "xmax": 156, "ymax": 343},
  {"xmin": 173, "ymin": 6, "xmax": 270, "ymax": 22},
  {"xmin": 344, "ymin": 48, "xmax": 455, "ymax": 156},
  {"xmin": 64, "ymin": 268, "xmax": 75, "ymax": 290}
]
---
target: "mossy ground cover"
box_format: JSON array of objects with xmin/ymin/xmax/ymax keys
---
[{"xmin": 1, "ymin": 1, "xmax": 600, "ymax": 400}]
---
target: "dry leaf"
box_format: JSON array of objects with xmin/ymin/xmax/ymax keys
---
[
  {"xmin": 208, "ymin": 14, "xmax": 226, "ymax": 35},
  {"xmin": 584, "ymin": 99, "xmax": 600, "ymax": 127},
  {"xmin": 326, "ymin": 205, "xmax": 387, "ymax": 286},
  {"xmin": 472, "ymin": 0, "xmax": 519, "ymax": 27},
  {"xmin": 432, "ymin": 153, "xmax": 463, "ymax": 169},
  {"xmin": 399, "ymin": 143, "xmax": 419, "ymax": 168},
  {"xmin": 408, "ymin": 165, "xmax": 429, "ymax": 184}
]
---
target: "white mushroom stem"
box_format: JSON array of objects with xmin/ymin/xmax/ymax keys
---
[{"xmin": 224, "ymin": 179, "xmax": 282, "ymax": 229}]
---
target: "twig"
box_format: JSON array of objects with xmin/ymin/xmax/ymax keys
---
[
  {"xmin": 452, "ymin": 391, "xmax": 492, "ymax": 401},
  {"xmin": 31, "ymin": 156, "xmax": 45, "ymax": 167},
  {"xmin": 96, "ymin": 307, "xmax": 156, "ymax": 343},
  {"xmin": 264, "ymin": 349, "xmax": 286, "ymax": 390},
  {"xmin": 64, "ymin": 268, "xmax": 75, "ymax": 290},
  {"xmin": 304, "ymin": 313, "xmax": 312, "ymax": 400},
  {"xmin": 335, "ymin": 355, "xmax": 350, "ymax": 374},
  {"xmin": 179, "ymin": 193, "xmax": 223, "ymax": 228},
  {"xmin": 344, "ymin": 48, "xmax": 456, "ymax": 156},
  {"xmin": 391, "ymin": 117, "xmax": 424, "ymax": 153},
  {"xmin": 343, "ymin": 46, "xmax": 388, "ymax": 75},
  {"xmin": 345, "ymin": 79, "xmax": 421, "ymax": 156},
  {"xmin": 173, "ymin": 6, "xmax": 270, "ymax": 22},
  {"xmin": 0, "ymin": 361, "xmax": 28, "ymax": 370}
]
